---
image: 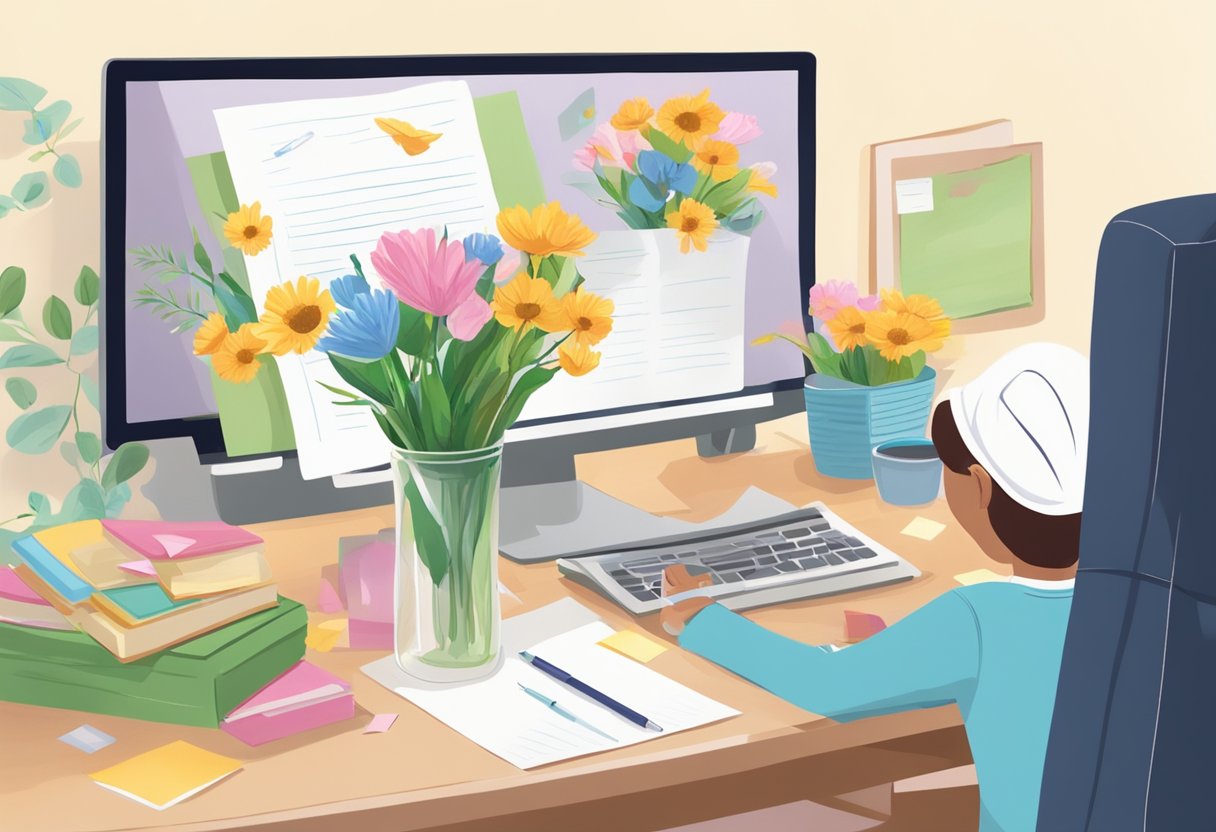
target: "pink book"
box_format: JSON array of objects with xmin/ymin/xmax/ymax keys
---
[
  {"xmin": 220, "ymin": 661, "xmax": 354, "ymax": 746},
  {"xmin": 0, "ymin": 567, "xmax": 72, "ymax": 630},
  {"xmin": 101, "ymin": 520, "xmax": 262, "ymax": 560},
  {"xmin": 0, "ymin": 566, "xmax": 49, "ymax": 604}
]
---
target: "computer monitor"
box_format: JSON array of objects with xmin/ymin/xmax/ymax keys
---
[{"xmin": 102, "ymin": 53, "xmax": 816, "ymax": 550}]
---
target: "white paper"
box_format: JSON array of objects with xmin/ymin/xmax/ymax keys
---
[
  {"xmin": 895, "ymin": 177, "xmax": 934, "ymax": 214},
  {"xmin": 362, "ymin": 598, "xmax": 739, "ymax": 769},
  {"xmin": 520, "ymin": 230, "xmax": 748, "ymax": 422},
  {"xmin": 213, "ymin": 81, "xmax": 500, "ymax": 479}
]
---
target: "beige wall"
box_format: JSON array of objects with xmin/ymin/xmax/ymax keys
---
[{"xmin": 2, "ymin": 0, "xmax": 1214, "ymax": 513}]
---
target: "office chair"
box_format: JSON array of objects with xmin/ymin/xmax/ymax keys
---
[{"xmin": 1037, "ymin": 195, "xmax": 1216, "ymax": 830}]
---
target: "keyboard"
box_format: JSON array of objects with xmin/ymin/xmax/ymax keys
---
[{"xmin": 556, "ymin": 502, "xmax": 920, "ymax": 615}]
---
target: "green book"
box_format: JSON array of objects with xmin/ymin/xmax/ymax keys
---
[{"xmin": 0, "ymin": 597, "xmax": 306, "ymax": 727}]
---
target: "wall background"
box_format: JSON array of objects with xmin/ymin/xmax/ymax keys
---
[{"xmin": 2, "ymin": 0, "xmax": 1214, "ymax": 517}]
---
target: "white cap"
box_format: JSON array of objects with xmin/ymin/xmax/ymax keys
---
[{"xmin": 947, "ymin": 343, "xmax": 1089, "ymax": 516}]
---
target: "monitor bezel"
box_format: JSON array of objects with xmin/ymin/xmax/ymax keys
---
[{"xmin": 102, "ymin": 51, "xmax": 816, "ymax": 457}]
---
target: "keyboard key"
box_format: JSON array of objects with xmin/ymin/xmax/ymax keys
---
[
  {"xmin": 797, "ymin": 556, "xmax": 827, "ymax": 569},
  {"xmin": 824, "ymin": 553, "xmax": 844, "ymax": 565},
  {"xmin": 855, "ymin": 547, "xmax": 878, "ymax": 559},
  {"xmin": 720, "ymin": 571, "xmax": 745, "ymax": 583},
  {"xmin": 659, "ymin": 553, "xmax": 678, "ymax": 561},
  {"xmin": 843, "ymin": 536, "xmax": 864, "ymax": 547},
  {"xmin": 699, "ymin": 544, "xmax": 739, "ymax": 556},
  {"xmin": 812, "ymin": 545, "xmax": 829, "ymax": 555},
  {"xmin": 781, "ymin": 528, "xmax": 811, "ymax": 539},
  {"xmin": 803, "ymin": 508, "xmax": 823, "ymax": 519},
  {"xmin": 629, "ymin": 589, "xmax": 658, "ymax": 600},
  {"xmin": 776, "ymin": 561, "xmax": 802, "ymax": 572},
  {"xmin": 826, "ymin": 540, "xmax": 850, "ymax": 551},
  {"xmin": 610, "ymin": 569, "xmax": 630, "ymax": 578},
  {"xmin": 757, "ymin": 532, "xmax": 784, "ymax": 542},
  {"xmin": 750, "ymin": 545, "xmax": 773, "ymax": 556},
  {"xmin": 772, "ymin": 542, "xmax": 797, "ymax": 552},
  {"xmin": 706, "ymin": 560, "xmax": 753, "ymax": 573},
  {"xmin": 809, "ymin": 521, "xmax": 830, "ymax": 532},
  {"xmin": 756, "ymin": 555, "xmax": 778, "ymax": 565},
  {"xmin": 623, "ymin": 557, "xmax": 661, "ymax": 569},
  {"xmin": 794, "ymin": 537, "xmax": 819, "ymax": 549},
  {"xmin": 742, "ymin": 566, "xmax": 780, "ymax": 580},
  {"xmin": 629, "ymin": 563, "xmax": 668, "ymax": 575},
  {"xmin": 837, "ymin": 549, "xmax": 860, "ymax": 562}
]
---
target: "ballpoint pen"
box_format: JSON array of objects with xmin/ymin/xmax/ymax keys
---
[
  {"xmin": 519, "ymin": 651, "xmax": 664, "ymax": 732},
  {"xmin": 517, "ymin": 683, "xmax": 618, "ymax": 742}
]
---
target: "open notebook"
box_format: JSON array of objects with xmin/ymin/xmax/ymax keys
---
[{"xmin": 363, "ymin": 598, "xmax": 739, "ymax": 769}]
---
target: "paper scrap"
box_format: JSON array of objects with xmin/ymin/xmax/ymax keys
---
[
  {"xmin": 843, "ymin": 610, "xmax": 887, "ymax": 642},
  {"xmin": 59, "ymin": 724, "xmax": 116, "ymax": 754},
  {"xmin": 118, "ymin": 560, "xmax": 157, "ymax": 577},
  {"xmin": 317, "ymin": 577, "xmax": 343, "ymax": 613},
  {"xmin": 954, "ymin": 568, "xmax": 1007, "ymax": 586},
  {"xmin": 896, "ymin": 177, "xmax": 934, "ymax": 214},
  {"xmin": 364, "ymin": 713, "xmax": 398, "ymax": 734},
  {"xmin": 598, "ymin": 629, "xmax": 668, "ymax": 663},
  {"xmin": 306, "ymin": 618, "xmax": 348, "ymax": 653},
  {"xmin": 902, "ymin": 516, "xmax": 947, "ymax": 541},
  {"xmin": 152, "ymin": 534, "xmax": 196, "ymax": 558},
  {"xmin": 558, "ymin": 87, "xmax": 596, "ymax": 140},
  {"xmin": 89, "ymin": 740, "xmax": 241, "ymax": 811}
]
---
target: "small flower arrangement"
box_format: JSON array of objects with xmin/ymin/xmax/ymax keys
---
[
  {"xmin": 573, "ymin": 89, "xmax": 777, "ymax": 251},
  {"xmin": 756, "ymin": 281, "xmax": 952, "ymax": 387}
]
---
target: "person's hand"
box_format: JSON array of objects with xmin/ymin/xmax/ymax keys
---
[{"xmin": 659, "ymin": 564, "xmax": 716, "ymax": 637}]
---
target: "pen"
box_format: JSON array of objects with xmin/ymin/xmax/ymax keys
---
[
  {"xmin": 517, "ymin": 683, "xmax": 618, "ymax": 742},
  {"xmin": 519, "ymin": 651, "xmax": 663, "ymax": 732}
]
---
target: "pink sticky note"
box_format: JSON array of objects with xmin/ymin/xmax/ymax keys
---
[
  {"xmin": 364, "ymin": 714, "xmax": 398, "ymax": 734},
  {"xmin": 844, "ymin": 610, "xmax": 887, "ymax": 641},
  {"xmin": 118, "ymin": 560, "xmax": 157, "ymax": 577},
  {"xmin": 317, "ymin": 577, "xmax": 343, "ymax": 613},
  {"xmin": 151, "ymin": 534, "xmax": 197, "ymax": 558}
]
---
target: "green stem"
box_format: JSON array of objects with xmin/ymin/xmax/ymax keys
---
[
  {"xmin": 534, "ymin": 331, "xmax": 574, "ymax": 365},
  {"xmin": 62, "ymin": 304, "xmax": 101, "ymax": 483},
  {"xmin": 0, "ymin": 514, "xmax": 33, "ymax": 528}
]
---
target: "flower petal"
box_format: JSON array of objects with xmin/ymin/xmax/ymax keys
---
[{"xmin": 447, "ymin": 293, "xmax": 493, "ymax": 341}]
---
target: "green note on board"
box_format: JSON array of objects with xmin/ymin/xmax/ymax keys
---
[
  {"xmin": 474, "ymin": 91, "xmax": 548, "ymax": 210},
  {"xmin": 898, "ymin": 153, "xmax": 1034, "ymax": 319}
]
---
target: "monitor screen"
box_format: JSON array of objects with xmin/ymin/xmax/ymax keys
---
[{"xmin": 107, "ymin": 55, "xmax": 813, "ymax": 471}]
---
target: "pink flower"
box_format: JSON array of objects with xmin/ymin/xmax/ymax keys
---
[
  {"xmin": 713, "ymin": 112, "xmax": 763, "ymax": 145},
  {"xmin": 447, "ymin": 293, "xmax": 493, "ymax": 341},
  {"xmin": 857, "ymin": 293, "xmax": 881, "ymax": 311},
  {"xmin": 573, "ymin": 123, "xmax": 651, "ymax": 171},
  {"xmin": 808, "ymin": 280, "xmax": 865, "ymax": 321},
  {"xmin": 494, "ymin": 248, "xmax": 522, "ymax": 283},
  {"xmin": 371, "ymin": 227, "xmax": 483, "ymax": 317}
]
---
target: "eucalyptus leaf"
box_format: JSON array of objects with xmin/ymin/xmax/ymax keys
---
[
  {"xmin": 12, "ymin": 172, "xmax": 50, "ymax": 209},
  {"xmin": 0, "ymin": 343, "xmax": 62, "ymax": 368},
  {"xmin": 70, "ymin": 325, "xmax": 98, "ymax": 355},
  {"xmin": 60, "ymin": 441, "xmax": 79, "ymax": 468},
  {"xmin": 101, "ymin": 442, "xmax": 149, "ymax": 490},
  {"xmin": 27, "ymin": 149, "xmax": 50, "ymax": 162},
  {"xmin": 0, "ymin": 77, "xmax": 46, "ymax": 111},
  {"xmin": 59, "ymin": 479, "xmax": 107, "ymax": 522},
  {"xmin": 5, "ymin": 377, "xmax": 36, "ymax": 409},
  {"xmin": 0, "ymin": 266, "xmax": 26, "ymax": 316},
  {"xmin": 213, "ymin": 272, "xmax": 257, "ymax": 327},
  {"xmin": 74, "ymin": 265, "xmax": 100, "ymax": 306},
  {"xmin": 0, "ymin": 322, "xmax": 32, "ymax": 342},
  {"xmin": 75, "ymin": 431, "xmax": 102, "ymax": 464},
  {"xmin": 193, "ymin": 229, "xmax": 214, "ymax": 278},
  {"xmin": 27, "ymin": 491, "xmax": 51, "ymax": 517},
  {"xmin": 6, "ymin": 404, "xmax": 72, "ymax": 453},
  {"xmin": 42, "ymin": 295, "xmax": 72, "ymax": 340},
  {"xmin": 56, "ymin": 117, "xmax": 83, "ymax": 143},
  {"xmin": 104, "ymin": 482, "xmax": 132, "ymax": 518},
  {"xmin": 81, "ymin": 374, "xmax": 100, "ymax": 409},
  {"xmin": 22, "ymin": 100, "xmax": 70, "ymax": 145},
  {"xmin": 52, "ymin": 154, "xmax": 82, "ymax": 188}
]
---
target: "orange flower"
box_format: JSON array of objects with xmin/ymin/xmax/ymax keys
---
[
  {"xmin": 692, "ymin": 139, "xmax": 740, "ymax": 182},
  {"xmin": 611, "ymin": 97, "xmax": 654, "ymax": 131},
  {"xmin": 826, "ymin": 307, "xmax": 871, "ymax": 351}
]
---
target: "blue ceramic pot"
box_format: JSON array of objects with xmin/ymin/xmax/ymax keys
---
[{"xmin": 803, "ymin": 367, "xmax": 937, "ymax": 479}]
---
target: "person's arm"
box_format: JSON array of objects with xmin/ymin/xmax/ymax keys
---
[{"xmin": 678, "ymin": 592, "xmax": 981, "ymax": 721}]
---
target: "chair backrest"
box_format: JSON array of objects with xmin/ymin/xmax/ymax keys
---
[{"xmin": 1037, "ymin": 195, "xmax": 1216, "ymax": 830}]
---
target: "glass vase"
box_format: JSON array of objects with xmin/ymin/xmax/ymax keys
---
[{"xmin": 391, "ymin": 444, "xmax": 503, "ymax": 682}]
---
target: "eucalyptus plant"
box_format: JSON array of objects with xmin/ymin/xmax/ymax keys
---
[{"xmin": 0, "ymin": 76, "xmax": 84, "ymax": 219}]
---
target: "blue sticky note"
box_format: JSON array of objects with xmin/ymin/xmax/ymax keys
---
[
  {"xmin": 558, "ymin": 88, "xmax": 596, "ymax": 141},
  {"xmin": 59, "ymin": 724, "xmax": 116, "ymax": 754},
  {"xmin": 11, "ymin": 536, "xmax": 92, "ymax": 603}
]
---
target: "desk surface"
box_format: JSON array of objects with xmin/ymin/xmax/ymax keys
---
[{"xmin": 1, "ymin": 415, "xmax": 995, "ymax": 832}]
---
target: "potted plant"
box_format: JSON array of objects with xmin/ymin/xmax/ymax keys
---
[{"xmin": 755, "ymin": 281, "xmax": 951, "ymax": 479}]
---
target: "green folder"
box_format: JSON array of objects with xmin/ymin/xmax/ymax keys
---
[{"xmin": 0, "ymin": 597, "xmax": 306, "ymax": 727}]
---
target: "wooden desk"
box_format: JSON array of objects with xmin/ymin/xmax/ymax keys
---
[{"xmin": 1, "ymin": 415, "xmax": 993, "ymax": 832}]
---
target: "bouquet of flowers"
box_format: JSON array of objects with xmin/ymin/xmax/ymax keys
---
[
  {"xmin": 756, "ymin": 280, "xmax": 952, "ymax": 386},
  {"xmin": 572, "ymin": 89, "xmax": 778, "ymax": 250}
]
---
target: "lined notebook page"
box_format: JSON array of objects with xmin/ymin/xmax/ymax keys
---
[{"xmin": 213, "ymin": 81, "xmax": 499, "ymax": 479}]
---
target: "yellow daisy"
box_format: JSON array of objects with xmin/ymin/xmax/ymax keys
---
[
  {"xmin": 667, "ymin": 199, "xmax": 718, "ymax": 254},
  {"xmin": 223, "ymin": 202, "xmax": 273, "ymax": 256},
  {"xmin": 611, "ymin": 97, "xmax": 655, "ymax": 131},
  {"xmin": 747, "ymin": 163, "xmax": 779, "ymax": 198},
  {"xmin": 374, "ymin": 117, "xmax": 442, "ymax": 156},
  {"xmin": 864, "ymin": 310, "xmax": 948, "ymax": 361},
  {"xmin": 558, "ymin": 341, "xmax": 601, "ymax": 377},
  {"xmin": 880, "ymin": 289, "xmax": 946, "ymax": 321},
  {"xmin": 491, "ymin": 273, "xmax": 566, "ymax": 332},
  {"xmin": 826, "ymin": 307, "xmax": 871, "ymax": 351},
  {"xmin": 496, "ymin": 202, "xmax": 598, "ymax": 259},
  {"xmin": 258, "ymin": 276, "xmax": 336, "ymax": 356},
  {"xmin": 691, "ymin": 139, "xmax": 741, "ymax": 182},
  {"xmin": 561, "ymin": 288, "xmax": 614, "ymax": 346},
  {"xmin": 192, "ymin": 312, "xmax": 230, "ymax": 356},
  {"xmin": 212, "ymin": 324, "xmax": 268, "ymax": 384},
  {"xmin": 657, "ymin": 89, "xmax": 725, "ymax": 145}
]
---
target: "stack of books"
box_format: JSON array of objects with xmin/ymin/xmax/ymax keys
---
[{"xmin": 0, "ymin": 519, "xmax": 309, "ymax": 728}]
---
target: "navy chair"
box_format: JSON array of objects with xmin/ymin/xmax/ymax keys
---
[{"xmin": 1037, "ymin": 195, "xmax": 1216, "ymax": 830}]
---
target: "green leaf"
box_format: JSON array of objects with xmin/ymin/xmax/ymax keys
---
[
  {"xmin": 6, "ymin": 405, "xmax": 71, "ymax": 453},
  {"xmin": 213, "ymin": 272, "xmax": 257, "ymax": 328},
  {"xmin": 721, "ymin": 199, "xmax": 766, "ymax": 235},
  {"xmin": 0, "ymin": 343, "xmax": 62, "ymax": 368},
  {"xmin": 418, "ymin": 368, "xmax": 452, "ymax": 448},
  {"xmin": 0, "ymin": 266, "xmax": 27, "ymax": 316},
  {"xmin": 0, "ymin": 322, "xmax": 32, "ymax": 342},
  {"xmin": 22, "ymin": 100, "xmax": 70, "ymax": 145},
  {"xmin": 101, "ymin": 442, "xmax": 149, "ymax": 490},
  {"xmin": 489, "ymin": 365, "xmax": 560, "ymax": 441},
  {"xmin": 0, "ymin": 77, "xmax": 46, "ymax": 111},
  {"xmin": 908, "ymin": 351, "xmax": 927, "ymax": 379},
  {"xmin": 806, "ymin": 332, "xmax": 843, "ymax": 378},
  {"xmin": 70, "ymin": 325, "xmax": 98, "ymax": 355},
  {"xmin": 52, "ymin": 153, "xmax": 82, "ymax": 188},
  {"xmin": 396, "ymin": 302, "xmax": 428, "ymax": 356},
  {"xmin": 104, "ymin": 482, "xmax": 132, "ymax": 518},
  {"xmin": 56, "ymin": 117, "xmax": 83, "ymax": 143},
  {"xmin": 73, "ymin": 265, "xmax": 100, "ymax": 306},
  {"xmin": 328, "ymin": 353, "xmax": 394, "ymax": 407},
  {"xmin": 27, "ymin": 149, "xmax": 50, "ymax": 162},
  {"xmin": 5, "ymin": 377, "xmax": 36, "ymax": 409},
  {"xmin": 27, "ymin": 491, "xmax": 51, "ymax": 517},
  {"xmin": 12, "ymin": 172, "xmax": 50, "ymax": 209},
  {"xmin": 81, "ymin": 373, "xmax": 100, "ymax": 409},
  {"xmin": 863, "ymin": 345, "xmax": 891, "ymax": 386},
  {"xmin": 42, "ymin": 295, "xmax": 72, "ymax": 340},
  {"xmin": 75, "ymin": 431, "xmax": 102, "ymax": 464},
  {"xmin": 60, "ymin": 441, "xmax": 79, "ymax": 468},
  {"xmin": 192, "ymin": 229, "xmax": 214, "ymax": 278},
  {"xmin": 403, "ymin": 475, "xmax": 450, "ymax": 585},
  {"xmin": 702, "ymin": 169, "xmax": 754, "ymax": 213},
  {"xmin": 59, "ymin": 479, "xmax": 107, "ymax": 523},
  {"xmin": 646, "ymin": 129, "xmax": 694, "ymax": 163}
]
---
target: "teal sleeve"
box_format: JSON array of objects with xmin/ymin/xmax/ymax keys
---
[{"xmin": 678, "ymin": 592, "xmax": 981, "ymax": 721}]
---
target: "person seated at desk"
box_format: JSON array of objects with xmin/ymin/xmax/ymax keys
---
[{"xmin": 661, "ymin": 343, "xmax": 1088, "ymax": 832}]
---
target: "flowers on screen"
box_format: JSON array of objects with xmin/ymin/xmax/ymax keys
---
[
  {"xmin": 222, "ymin": 202, "xmax": 273, "ymax": 256},
  {"xmin": 667, "ymin": 198, "xmax": 717, "ymax": 254},
  {"xmin": 496, "ymin": 202, "xmax": 597, "ymax": 260},
  {"xmin": 375, "ymin": 117, "xmax": 442, "ymax": 156},
  {"xmin": 258, "ymin": 276, "xmax": 336, "ymax": 355}
]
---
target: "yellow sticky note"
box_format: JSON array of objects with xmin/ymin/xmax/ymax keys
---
[
  {"xmin": 954, "ymin": 568, "xmax": 1006, "ymax": 586},
  {"xmin": 902, "ymin": 516, "xmax": 947, "ymax": 541},
  {"xmin": 306, "ymin": 618, "xmax": 347, "ymax": 653},
  {"xmin": 34, "ymin": 520, "xmax": 107, "ymax": 580},
  {"xmin": 90, "ymin": 740, "xmax": 241, "ymax": 810},
  {"xmin": 598, "ymin": 629, "xmax": 668, "ymax": 663}
]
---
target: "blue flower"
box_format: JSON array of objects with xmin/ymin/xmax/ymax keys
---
[
  {"xmin": 330, "ymin": 274, "xmax": 370, "ymax": 309},
  {"xmin": 628, "ymin": 150, "xmax": 699, "ymax": 212},
  {"xmin": 462, "ymin": 232, "xmax": 504, "ymax": 266},
  {"xmin": 317, "ymin": 289, "xmax": 400, "ymax": 360}
]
